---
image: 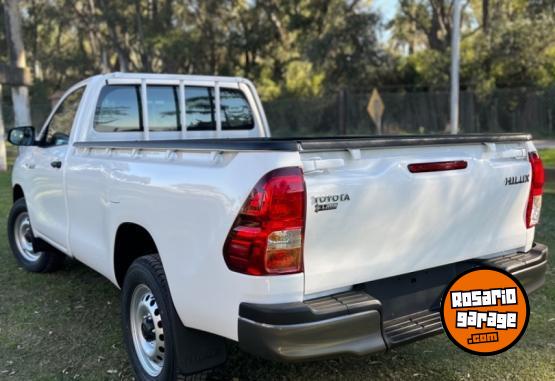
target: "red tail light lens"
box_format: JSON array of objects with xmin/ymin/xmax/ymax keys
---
[
  {"xmin": 223, "ymin": 167, "xmax": 306, "ymax": 275},
  {"xmin": 526, "ymin": 152, "xmax": 544, "ymax": 228}
]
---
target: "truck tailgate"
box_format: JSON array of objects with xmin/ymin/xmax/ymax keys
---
[{"xmin": 301, "ymin": 142, "xmax": 532, "ymax": 294}]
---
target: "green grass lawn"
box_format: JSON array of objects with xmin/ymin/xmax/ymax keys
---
[
  {"xmin": 0, "ymin": 170, "xmax": 554, "ymax": 380},
  {"xmin": 539, "ymin": 149, "xmax": 555, "ymax": 194},
  {"xmin": 540, "ymin": 149, "xmax": 555, "ymax": 168}
]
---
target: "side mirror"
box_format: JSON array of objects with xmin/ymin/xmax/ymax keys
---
[{"xmin": 7, "ymin": 126, "xmax": 37, "ymax": 146}]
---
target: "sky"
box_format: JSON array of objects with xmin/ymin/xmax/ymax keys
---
[
  {"xmin": 371, "ymin": 0, "xmax": 397, "ymax": 24},
  {"xmin": 371, "ymin": 0, "xmax": 397, "ymax": 42}
]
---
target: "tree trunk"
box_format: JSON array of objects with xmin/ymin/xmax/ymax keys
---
[
  {"xmin": 110, "ymin": 29, "xmax": 129, "ymax": 72},
  {"xmin": 135, "ymin": 0, "xmax": 150, "ymax": 71},
  {"xmin": 101, "ymin": 48, "xmax": 110, "ymax": 73},
  {"xmin": 161, "ymin": 0, "xmax": 172, "ymax": 28},
  {"xmin": 4, "ymin": 0, "xmax": 32, "ymax": 127},
  {"xmin": 30, "ymin": 0, "xmax": 43, "ymax": 81},
  {"xmin": 99, "ymin": 0, "xmax": 130, "ymax": 72},
  {"xmin": 482, "ymin": 0, "xmax": 489, "ymax": 34},
  {"xmin": 0, "ymin": 84, "xmax": 7, "ymax": 172},
  {"xmin": 86, "ymin": 0, "xmax": 110, "ymax": 73}
]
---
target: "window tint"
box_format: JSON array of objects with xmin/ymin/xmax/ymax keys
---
[
  {"xmin": 45, "ymin": 87, "xmax": 85, "ymax": 146},
  {"xmin": 220, "ymin": 88, "xmax": 254, "ymax": 130},
  {"xmin": 147, "ymin": 86, "xmax": 179, "ymax": 131},
  {"xmin": 185, "ymin": 87, "xmax": 215, "ymax": 131},
  {"xmin": 94, "ymin": 86, "xmax": 142, "ymax": 132},
  {"xmin": 185, "ymin": 87, "xmax": 254, "ymax": 131}
]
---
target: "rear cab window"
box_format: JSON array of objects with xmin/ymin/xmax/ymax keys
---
[
  {"xmin": 220, "ymin": 88, "xmax": 254, "ymax": 130},
  {"xmin": 147, "ymin": 86, "xmax": 180, "ymax": 132},
  {"xmin": 93, "ymin": 84, "xmax": 255, "ymax": 134}
]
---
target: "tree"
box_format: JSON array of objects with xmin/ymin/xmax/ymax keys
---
[
  {"xmin": 387, "ymin": 0, "xmax": 555, "ymax": 92},
  {"xmin": 8, "ymin": 0, "xmax": 555, "ymax": 104},
  {"xmin": 4, "ymin": 0, "xmax": 32, "ymax": 127},
  {"xmin": 392, "ymin": 0, "xmax": 457, "ymax": 54},
  {"xmin": 463, "ymin": 1, "xmax": 555, "ymax": 93}
]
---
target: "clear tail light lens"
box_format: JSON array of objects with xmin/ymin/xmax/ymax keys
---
[
  {"xmin": 223, "ymin": 167, "xmax": 306, "ymax": 275},
  {"xmin": 526, "ymin": 152, "xmax": 544, "ymax": 228}
]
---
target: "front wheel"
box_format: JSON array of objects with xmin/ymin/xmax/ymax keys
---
[{"xmin": 7, "ymin": 198, "xmax": 65, "ymax": 273}]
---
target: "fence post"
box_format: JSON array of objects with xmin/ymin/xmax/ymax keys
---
[
  {"xmin": 549, "ymin": 90, "xmax": 553, "ymax": 136},
  {"xmin": 338, "ymin": 88, "xmax": 347, "ymax": 135},
  {"xmin": 0, "ymin": 84, "xmax": 6, "ymax": 172},
  {"xmin": 449, "ymin": 0, "xmax": 463, "ymax": 134}
]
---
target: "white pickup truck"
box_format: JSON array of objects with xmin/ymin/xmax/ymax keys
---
[{"xmin": 7, "ymin": 73, "xmax": 548, "ymax": 380}]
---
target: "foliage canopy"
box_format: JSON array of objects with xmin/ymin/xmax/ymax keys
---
[{"xmin": 2, "ymin": 0, "xmax": 555, "ymax": 101}]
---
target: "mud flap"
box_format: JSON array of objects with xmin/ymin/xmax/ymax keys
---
[{"xmin": 172, "ymin": 317, "xmax": 227, "ymax": 375}]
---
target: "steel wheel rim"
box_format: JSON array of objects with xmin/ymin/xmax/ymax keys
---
[
  {"xmin": 14, "ymin": 212, "xmax": 40, "ymax": 262},
  {"xmin": 130, "ymin": 284, "xmax": 165, "ymax": 377}
]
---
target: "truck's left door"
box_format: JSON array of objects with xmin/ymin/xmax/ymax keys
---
[{"xmin": 27, "ymin": 87, "xmax": 85, "ymax": 250}]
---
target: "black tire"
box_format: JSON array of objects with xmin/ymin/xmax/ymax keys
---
[
  {"xmin": 122, "ymin": 255, "xmax": 207, "ymax": 381},
  {"xmin": 7, "ymin": 198, "xmax": 65, "ymax": 273}
]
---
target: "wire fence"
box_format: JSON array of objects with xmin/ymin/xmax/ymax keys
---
[
  {"xmin": 2, "ymin": 87, "xmax": 555, "ymax": 138},
  {"xmin": 265, "ymin": 88, "xmax": 555, "ymax": 138}
]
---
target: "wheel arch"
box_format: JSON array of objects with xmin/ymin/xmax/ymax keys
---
[
  {"xmin": 12, "ymin": 184, "xmax": 24, "ymax": 203},
  {"xmin": 113, "ymin": 222, "xmax": 159, "ymax": 288}
]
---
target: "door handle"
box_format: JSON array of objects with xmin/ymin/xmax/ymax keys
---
[{"xmin": 50, "ymin": 160, "xmax": 62, "ymax": 169}]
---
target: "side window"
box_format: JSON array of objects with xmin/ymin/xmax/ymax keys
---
[
  {"xmin": 44, "ymin": 87, "xmax": 85, "ymax": 146},
  {"xmin": 94, "ymin": 86, "xmax": 142, "ymax": 132},
  {"xmin": 220, "ymin": 88, "xmax": 254, "ymax": 130},
  {"xmin": 147, "ymin": 86, "xmax": 179, "ymax": 132},
  {"xmin": 185, "ymin": 86, "xmax": 215, "ymax": 131}
]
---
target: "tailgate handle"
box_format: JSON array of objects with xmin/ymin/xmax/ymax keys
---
[
  {"xmin": 484, "ymin": 143, "xmax": 527, "ymax": 159},
  {"xmin": 498, "ymin": 148, "xmax": 527, "ymax": 159},
  {"xmin": 302, "ymin": 158, "xmax": 345, "ymax": 172},
  {"xmin": 408, "ymin": 160, "xmax": 467, "ymax": 173}
]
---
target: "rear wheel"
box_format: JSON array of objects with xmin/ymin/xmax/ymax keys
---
[
  {"xmin": 123, "ymin": 255, "xmax": 208, "ymax": 381},
  {"xmin": 7, "ymin": 198, "xmax": 65, "ymax": 273},
  {"xmin": 129, "ymin": 282, "xmax": 166, "ymax": 377}
]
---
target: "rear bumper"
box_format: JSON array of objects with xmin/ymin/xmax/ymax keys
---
[
  {"xmin": 482, "ymin": 243, "xmax": 548, "ymax": 294},
  {"xmin": 238, "ymin": 243, "xmax": 548, "ymax": 362}
]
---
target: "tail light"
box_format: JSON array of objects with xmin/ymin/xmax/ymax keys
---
[
  {"xmin": 526, "ymin": 152, "xmax": 544, "ymax": 228},
  {"xmin": 223, "ymin": 167, "xmax": 306, "ymax": 275}
]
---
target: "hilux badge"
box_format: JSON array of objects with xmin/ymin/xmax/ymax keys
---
[
  {"xmin": 505, "ymin": 175, "xmax": 529, "ymax": 186},
  {"xmin": 312, "ymin": 194, "xmax": 350, "ymax": 213}
]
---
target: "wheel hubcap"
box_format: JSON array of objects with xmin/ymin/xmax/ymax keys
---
[
  {"xmin": 130, "ymin": 284, "xmax": 165, "ymax": 376},
  {"xmin": 141, "ymin": 316, "xmax": 156, "ymax": 341},
  {"xmin": 14, "ymin": 212, "xmax": 40, "ymax": 262}
]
